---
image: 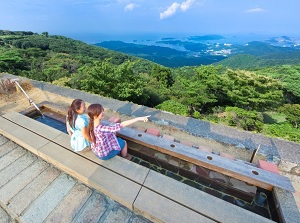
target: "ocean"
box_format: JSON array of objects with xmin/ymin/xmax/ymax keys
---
[{"xmin": 63, "ymin": 32, "xmax": 300, "ymax": 48}]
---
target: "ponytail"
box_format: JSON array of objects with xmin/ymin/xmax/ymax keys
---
[
  {"xmin": 88, "ymin": 116, "xmax": 96, "ymax": 144},
  {"xmin": 67, "ymin": 99, "xmax": 83, "ymax": 129},
  {"xmin": 87, "ymin": 104, "xmax": 104, "ymax": 145}
]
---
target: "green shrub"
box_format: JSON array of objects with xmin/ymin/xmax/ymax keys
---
[
  {"xmin": 156, "ymin": 100, "xmax": 188, "ymax": 116},
  {"xmin": 225, "ymin": 106, "xmax": 263, "ymax": 132},
  {"xmin": 262, "ymin": 122, "xmax": 300, "ymax": 143},
  {"xmin": 193, "ymin": 111, "xmax": 201, "ymax": 119}
]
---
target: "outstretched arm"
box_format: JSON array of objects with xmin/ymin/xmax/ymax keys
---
[{"xmin": 121, "ymin": 115, "xmax": 150, "ymax": 128}]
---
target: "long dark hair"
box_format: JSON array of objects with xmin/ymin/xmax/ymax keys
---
[
  {"xmin": 87, "ymin": 104, "xmax": 104, "ymax": 144},
  {"xmin": 67, "ymin": 99, "xmax": 84, "ymax": 129}
]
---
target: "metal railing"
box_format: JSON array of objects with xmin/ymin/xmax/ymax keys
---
[{"xmin": 12, "ymin": 78, "xmax": 45, "ymax": 118}]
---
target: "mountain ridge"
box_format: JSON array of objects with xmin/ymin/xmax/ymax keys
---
[{"xmin": 94, "ymin": 35, "xmax": 300, "ymax": 68}]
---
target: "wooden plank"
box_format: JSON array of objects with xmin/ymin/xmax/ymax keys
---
[{"xmin": 117, "ymin": 127, "xmax": 294, "ymax": 192}]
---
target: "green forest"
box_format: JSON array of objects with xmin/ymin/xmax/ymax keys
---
[{"xmin": 1, "ymin": 30, "xmax": 299, "ymax": 143}]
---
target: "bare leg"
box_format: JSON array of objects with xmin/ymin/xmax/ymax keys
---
[
  {"xmin": 121, "ymin": 142, "xmax": 132, "ymax": 160},
  {"xmin": 121, "ymin": 142, "xmax": 128, "ymax": 157}
]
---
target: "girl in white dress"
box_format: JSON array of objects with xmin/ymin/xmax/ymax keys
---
[{"xmin": 66, "ymin": 99, "xmax": 91, "ymax": 152}]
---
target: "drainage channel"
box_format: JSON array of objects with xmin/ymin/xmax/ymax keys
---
[{"xmin": 127, "ymin": 142, "xmax": 279, "ymax": 221}]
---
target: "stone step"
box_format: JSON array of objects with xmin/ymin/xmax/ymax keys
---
[
  {"xmin": 8, "ymin": 166, "xmax": 61, "ymax": 216},
  {"xmin": 73, "ymin": 191, "xmax": 109, "ymax": 223},
  {"xmin": 0, "ymin": 135, "xmax": 9, "ymax": 146},
  {"xmin": 0, "ymin": 146, "xmax": 27, "ymax": 171},
  {"xmin": 0, "ymin": 159, "xmax": 49, "ymax": 205},
  {"xmin": 20, "ymin": 173, "xmax": 76, "ymax": 223},
  {"xmin": 102, "ymin": 206, "xmax": 134, "ymax": 223},
  {"xmin": 0, "ymin": 206, "xmax": 11, "ymax": 223},
  {"xmin": 44, "ymin": 183, "xmax": 92, "ymax": 223},
  {"xmin": 0, "ymin": 141, "xmax": 18, "ymax": 158},
  {"xmin": 0, "ymin": 152, "xmax": 37, "ymax": 188}
]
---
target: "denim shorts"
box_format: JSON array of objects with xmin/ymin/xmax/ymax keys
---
[{"xmin": 99, "ymin": 137, "xmax": 126, "ymax": 160}]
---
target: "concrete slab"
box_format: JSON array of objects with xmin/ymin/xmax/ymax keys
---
[
  {"xmin": 0, "ymin": 135, "xmax": 8, "ymax": 146},
  {"xmin": 3, "ymin": 111, "xmax": 62, "ymax": 140},
  {"xmin": 0, "ymin": 206, "xmax": 11, "ymax": 223},
  {"xmin": 38, "ymin": 142, "xmax": 142, "ymax": 210},
  {"xmin": 74, "ymin": 191, "xmax": 108, "ymax": 223},
  {"xmin": 273, "ymin": 138, "xmax": 300, "ymax": 164},
  {"xmin": 0, "ymin": 140, "xmax": 18, "ymax": 158},
  {"xmin": 143, "ymin": 170, "xmax": 275, "ymax": 223},
  {"xmin": 8, "ymin": 167, "xmax": 61, "ymax": 216},
  {"xmin": 0, "ymin": 159, "xmax": 49, "ymax": 204},
  {"xmin": 0, "ymin": 152, "xmax": 37, "ymax": 187},
  {"xmin": 0, "ymin": 146, "xmax": 27, "ymax": 171},
  {"xmin": 83, "ymin": 151, "xmax": 149, "ymax": 185},
  {"xmin": 130, "ymin": 215, "xmax": 152, "ymax": 223},
  {"xmin": 0, "ymin": 116, "xmax": 49, "ymax": 155},
  {"xmin": 134, "ymin": 187, "xmax": 216, "ymax": 223},
  {"xmin": 44, "ymin": 183, "xmax": 92, "ymax": 223},
  {"xmin": 52, "ymin": 132, "xmax": 71, "ymax": 149},
  {"xmin": 20, "ymin": 173, "xmax": 76, "ymax": 223},
  {"xmin": 103, "ymin": 206, "xmax": 133, "ymax": 223},
  {"xmin": 273, "ymin": 187, "xmax": 300, "ymax": 223}
]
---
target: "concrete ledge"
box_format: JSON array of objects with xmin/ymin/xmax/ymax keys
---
[
  {"xmin": 0, "ymin": 116, "xmax": 49, "ymax": 156},
  {"xmin": 38, "ymin": 142, "xmax": 141, "ymax": 210},
  {"xmin": 133, "ymin": 187, "xmax": 216, "ymax": 223},
  {"xmin": 273, "ymin": 187, "xmax": 300, "ymax": 223},
  {"xmin": 142, "ymin": 170, "xmax": 275, "ymax": 223},
  {"xmin": 3, "ymin": 112, "xmax": 62, "ymax": 140}
]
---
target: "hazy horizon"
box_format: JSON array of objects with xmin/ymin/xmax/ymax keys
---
[
  {"xmin": 62, "ymin": 32, "xmax": 300, "ymax": 45},
  {"xmin": 1, "ymin": 0, "xmax": 299, "ymax": 44}
]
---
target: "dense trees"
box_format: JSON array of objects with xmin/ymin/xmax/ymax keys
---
[
  {"xmin": 222, "ymin": 69, "xmax": 283, "ymax": 111},
  {"xmin": 279, "ymin": 104, "xmax": 300, "ymax": 128},
  {"xmin": 255, "ymin": 65, "xmax": 300, "ymax": 104},
  {"xmin": 1, "ymin": 30, "xmax": 299, "ymax": 142}
]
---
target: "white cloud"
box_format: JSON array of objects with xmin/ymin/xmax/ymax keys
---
[
  {"xmin": 246, "ymin": 8, "xmax": 266, "ymax": 13},
  {"xmin": 181, "ymin": 0, "xmax": 194, "ymax": 12},
  {"xmin": 160, "ymin": 0, "xmax": 196, "ymax": 20},
  {"xmin": 160, "ymin": 2, "xmax": 180, "ymax": 19},
  {"xmin": 124, "ymin": 3, "xmax": 137, "ymax": 11}
]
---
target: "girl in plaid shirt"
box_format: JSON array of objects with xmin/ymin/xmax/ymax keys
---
[{"xmin": 87, "ymin": 104, "xmax": 150, "ymax": 160}]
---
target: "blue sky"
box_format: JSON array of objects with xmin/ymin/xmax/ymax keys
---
[{"xmin": 1, "ymin": 0, "xmax": 299, "ymax": 41}]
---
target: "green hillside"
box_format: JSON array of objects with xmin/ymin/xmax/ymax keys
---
[
  {"xmin": 216, "ymin": 43, "xmax": 300, "ymax": 69},
  {"xmin": 0, "ymin": 30, "xmax": 156, "ymax": 78}
]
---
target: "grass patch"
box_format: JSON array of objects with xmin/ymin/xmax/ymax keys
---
[
  {"xmin": 263, "ymin": 112, "xmax": 286, "ymax": 124},
  {"xmin": 262, "ymin": 122, "xmax": 300, "ymax": 143}
]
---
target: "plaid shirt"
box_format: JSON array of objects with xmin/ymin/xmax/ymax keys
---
[{"xmin": 91, "ymin": 123, "xmax": 122, "ymax": 158}]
